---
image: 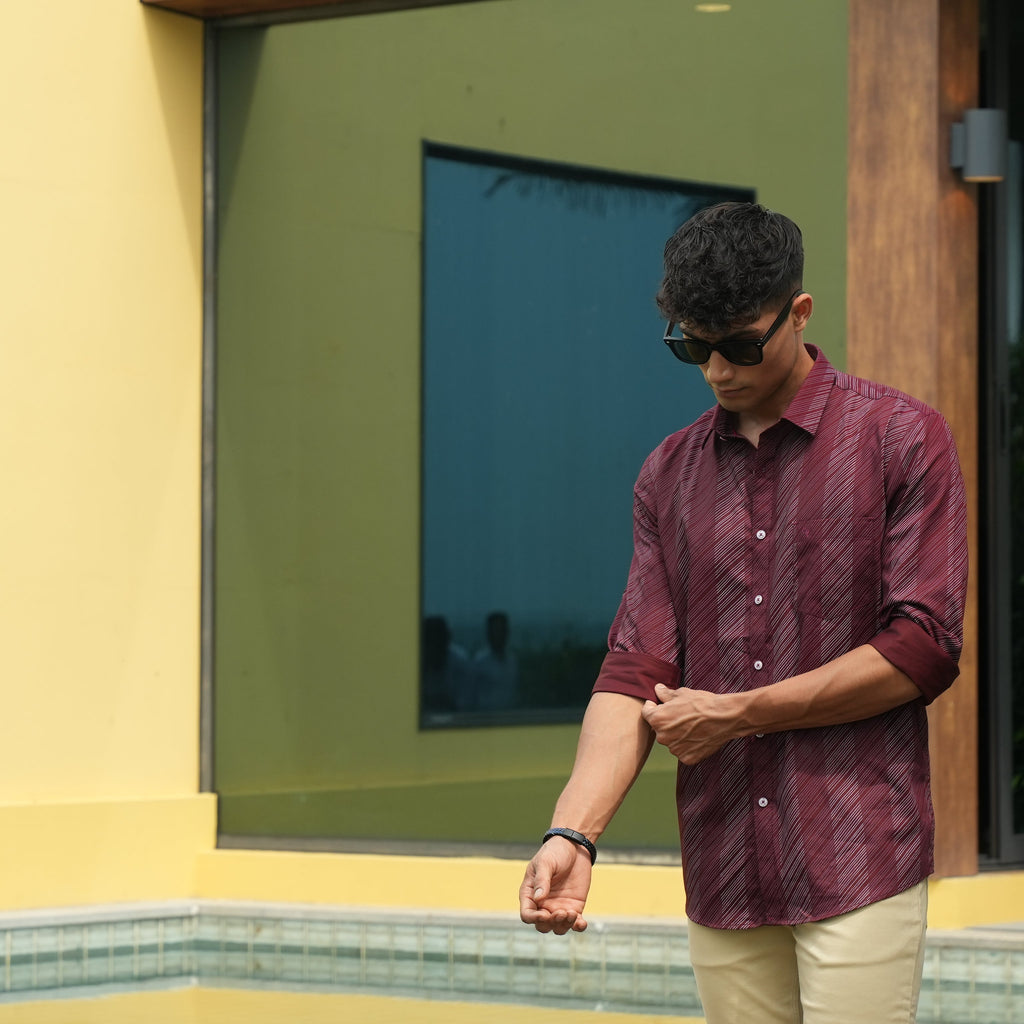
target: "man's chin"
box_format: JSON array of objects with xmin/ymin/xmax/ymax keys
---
[{"xmin": 713, "ymin": 389, "xmax": 748, "ymax": 408}]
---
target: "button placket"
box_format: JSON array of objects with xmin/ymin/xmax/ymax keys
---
[
  {"xmin": 749, "ymin": 472, "xmax": 771, "ymax": 690},
  {"xmin": 749, "ymin": 443, "xmax": 783, "ymax": 916}
]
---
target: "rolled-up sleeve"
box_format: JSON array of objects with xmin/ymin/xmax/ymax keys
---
[
  {"xmin": 593, "ymin": 650, "xmax": 681, "ymax": 702},
  {"xmin": 870, "ymin": 409, "xmax": 968, "ymax": 704},
  {"xmin": 593, "ymin": 451, "xmax": 683, "ymax": 702}
]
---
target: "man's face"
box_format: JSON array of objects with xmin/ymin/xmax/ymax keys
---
[{"xmin": 683, "ymin": 293, "xmax": 812, "ymax": 423}]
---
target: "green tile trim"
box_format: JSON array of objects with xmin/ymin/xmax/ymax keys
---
[{"xmin": 0, "ymin": 903, "xmax": 1019, "ymax": 1022}]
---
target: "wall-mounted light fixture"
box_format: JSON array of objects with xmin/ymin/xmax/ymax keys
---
[{"xmin": 950, "ymin": 108, "xmax": 1008, "ymax": 183}]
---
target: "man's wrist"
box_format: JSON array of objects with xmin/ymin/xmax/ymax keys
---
[{"xmin": 542, "ymin": 827, "xmax": 597, "ymax": 864}]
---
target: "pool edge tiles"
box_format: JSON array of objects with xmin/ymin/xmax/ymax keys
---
[
  {"xmin": 0, "ymin": 902, "xmax": 1020, "ymax": 1022},
  {"xmin": 0, "ymin": 903, "xmax": 704, "ymax": 1016}
]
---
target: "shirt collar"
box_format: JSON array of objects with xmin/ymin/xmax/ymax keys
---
[
  {"xmin": 708, "ymin": 343, "xmax": 834, "ymax": 443},
  {"xmin": 780, "ymin": 344, "xmax": 834, "ymax": 436}
]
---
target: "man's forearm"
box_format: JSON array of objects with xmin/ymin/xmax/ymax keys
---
[
  {"xmin": 549, "ymin": 692, "xmax": 655, "ymax": 841},
  {"xmin": 734, "ymin": 643, "xmax": 922, "ymax": 735},
  {"xmin": 643, "ymin": 644, "xmax": 923, "ymax": 765}
]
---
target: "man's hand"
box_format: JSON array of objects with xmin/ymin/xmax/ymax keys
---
[
  {"xmin": 641, "ymin": 683, "xmax": 742, "ymax": 764},
  {"xmin": 518, "ymin": 837, "xmax": 593, "ymax": 935}
]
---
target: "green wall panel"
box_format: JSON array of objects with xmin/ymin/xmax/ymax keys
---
[{"xmin": 214, "ymin": 0, "xmax": 848, "ymax": 849}]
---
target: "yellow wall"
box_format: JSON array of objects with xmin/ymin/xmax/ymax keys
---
[{"xmin": 0, "ymin": 0, "xmax": 208, "ymax": 906}]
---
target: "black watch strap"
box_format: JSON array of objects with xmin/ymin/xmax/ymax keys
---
[{"xmin": 542, "ymin": 827, "xmax": 597, "ymax": 864}]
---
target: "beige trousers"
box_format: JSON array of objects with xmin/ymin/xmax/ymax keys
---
[{"xmin": 687, "ymin": 881, "xmax": 928, "ymax": 1024}]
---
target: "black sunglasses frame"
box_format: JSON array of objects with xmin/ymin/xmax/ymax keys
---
[{"xmin": 663, "ymin": 289, "xmax": 803, "ymax": 366}]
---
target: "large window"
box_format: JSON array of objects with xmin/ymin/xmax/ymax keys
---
[
  {"xmin": 980, "ymin": 0, "xmax": 1024, "ymax": 863},
  {"xmin": 421, "ymin": 144, "xmax": 749, "ymax": 727}
]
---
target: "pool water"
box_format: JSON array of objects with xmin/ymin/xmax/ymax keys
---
[{"xmin": 0, "ymin": 988, "xmax": 701, "ymax": 1023}]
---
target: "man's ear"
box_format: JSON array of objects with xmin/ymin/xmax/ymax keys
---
[{"xmin": 792, "ymin": 293, "xmax": 813, "ymax": 331}]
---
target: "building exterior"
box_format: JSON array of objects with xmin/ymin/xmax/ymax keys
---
[{"xmin": 2, "ymin": 0, "xmax": 1021, "ymax": 929}]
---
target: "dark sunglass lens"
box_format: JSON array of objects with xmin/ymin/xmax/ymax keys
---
[
  {"xmin": 665, "ymin": 323, "xmax": 715, "ymax": 364},
  {"xmin": 724, "ymin": 343, "xmax": 762, "ymax": 366},
  {"xmin": 684, "ymin": 341, "xmax": 711, "ymax": 363},
  {"xmin": 666, "ymin": 339, "xmax": 697, "ymax": 363},
  {"xmin": 678, "ymin": 340, "xmax": 710, "ymax": 364}
]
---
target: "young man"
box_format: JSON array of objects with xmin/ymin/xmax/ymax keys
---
[{"xmin": 518, "ymin": 203, "xmax": 967, "ymax": 1024}]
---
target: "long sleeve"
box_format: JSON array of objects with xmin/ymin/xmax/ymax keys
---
[
  {"xmin": 593, "ymin": 448, "xmax": 683, "ymax": 703},
  {"xmin": 869, "ymin": 407, "xmax": 968, "ymax": 703}
]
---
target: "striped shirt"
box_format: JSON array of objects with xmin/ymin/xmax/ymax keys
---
[{"xmin": 593, "ymin": 346, "xmax": 968, "ymax": 929}]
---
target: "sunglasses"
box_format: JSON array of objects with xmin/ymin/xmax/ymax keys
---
[{"xmin": 663, "ymin": 289, "xmax": 802, "ymax": 366}]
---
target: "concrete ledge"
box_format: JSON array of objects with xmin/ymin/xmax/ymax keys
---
[
  {"xmin": 196, "ymin": 848, "xmax": 1024, "ymax": 930},
  {"xmin": 0, "ymin": 796, "xmax": 216, "ymax": 910}
]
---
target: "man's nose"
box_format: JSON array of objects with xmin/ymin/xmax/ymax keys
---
[{"xmin": 704, "ymin": 351, "xmax": 735, "ymax": 381}]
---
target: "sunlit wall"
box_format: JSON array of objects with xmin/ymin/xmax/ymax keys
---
[{"xmin": 0, "ymin": 1, "xmax": 210, "ymax": 908}]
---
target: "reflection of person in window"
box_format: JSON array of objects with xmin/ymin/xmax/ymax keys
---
[
  {"xmin": 422, "ymin": 615, "xmax": 472, "ymax": 712},
  {"xmin": 473, "ymin": 611, "xmax": 519, "ymax": 711}
]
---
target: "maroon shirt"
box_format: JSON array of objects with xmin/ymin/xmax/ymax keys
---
[{"xmin": 593, "ymin": 347, "xmax": 967, "ymax": 929}]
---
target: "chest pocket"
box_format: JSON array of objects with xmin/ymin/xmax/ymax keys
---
[{"xmin": 793, "ymin": 515, "xmax": 883, "ymax": 623}]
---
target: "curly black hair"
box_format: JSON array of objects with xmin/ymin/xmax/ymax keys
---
[{"xmin": 656, "ymin": 202, "xmax": 804, "ymax": 334}]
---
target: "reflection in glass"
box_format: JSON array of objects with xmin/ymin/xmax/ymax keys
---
[
  {"xmin": 472, "ymin": 612, "xmax": 519, "ymax": 712},
  {"xmin": 1006, "ymin": 139, "xmax": 1024, "ymax": 831},
  {"xmin": 420, "ymin": 144, "xmax": 750, "ymax": 726},
  {"xmin": 979, "ymin": 0, "xmax": 1024, "ymax": 863}
]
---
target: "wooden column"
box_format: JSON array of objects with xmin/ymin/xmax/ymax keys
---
[{"xmin": 847, "ymin": 0, "xmax": 979, "ymax": 876}]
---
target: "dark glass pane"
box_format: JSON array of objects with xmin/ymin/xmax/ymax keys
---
[
  {"xmin": 983, "ymin": 0, "xmax": 1024, "ymax": 853},
  {"xmin": 421, "ymin": 146, "xmax": 747, "ymax": 727},
  {"xmin": 1008, "ymin": 157, "xmax": 1024, "ymax": 831}
]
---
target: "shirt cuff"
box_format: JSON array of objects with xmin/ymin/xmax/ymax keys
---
[
  {"xmin": 592, "ymin": 651, "xmax": 682, "ymax": 703},
  {"xmin": 869, "ymin": 617, "xmax": 960, "ymax": 704}
]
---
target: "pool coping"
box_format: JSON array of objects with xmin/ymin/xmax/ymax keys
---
[{"xmin": 0, "ymin": 900, "xmax": 1021, "ymax": 1021}]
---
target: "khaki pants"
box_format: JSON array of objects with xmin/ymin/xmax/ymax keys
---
[{"xmin": 687, "ymin": 881, "xmax": 928, "ymax": 1024}]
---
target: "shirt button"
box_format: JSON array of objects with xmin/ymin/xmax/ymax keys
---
[
  {"xmin": 754, "ymin": 595, "xmax": 763, "ymax": 605},
  {"xmin": 754, "ymin": 660, "xmax": 763, "ymax": 670},
  {"xmin": 755, "ymin": 733, "xmax": 765, "ymax": 738},
  {"xmin": 757, "ymin": 797, "xmax": 768, "ymax": 807},
  {"xmin": 755, "ymin": 529, "xmax": 767, "ymax": 540}
]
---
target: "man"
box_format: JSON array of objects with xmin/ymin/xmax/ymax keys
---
[
  {"xmin": 518, "ymin": 202, "xmax": 967, "ymax": 1024},
  {"xmin": 473, "ymin": 611, "xmax": 519, "ymax": 711}
]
